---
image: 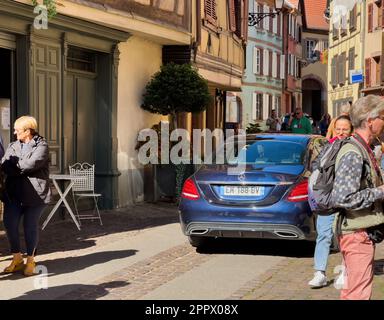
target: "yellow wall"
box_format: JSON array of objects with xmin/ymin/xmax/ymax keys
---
[
  {"xmin": 327, "ymin": 2, "xmax": 364, "ymax": 116},
  {"xmin": 365, "ymin": 0, "xmax": 382, "ymax": 57},
  {"xmin": 364, "ymin": 0, "xmax": 382, "ymax": 88},
  {"xmin": 117, "ymin": 36, "xmax": 166, "ymax": 206},
  {"xmin": 195, "ymin": 0, "xmax": 244, "ymax": 88}
]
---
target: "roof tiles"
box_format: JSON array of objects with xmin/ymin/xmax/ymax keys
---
[{"xmin": 303, "ymin": 0, "xmax": 329, "ymax": 30}]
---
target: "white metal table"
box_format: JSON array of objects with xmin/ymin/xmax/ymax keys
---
[{"xmin": 42, "ymin": 174, "xmax": 87, "ymax": 231}]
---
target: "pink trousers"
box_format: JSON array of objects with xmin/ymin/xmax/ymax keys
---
[{"xmin": 339, "ymin": 230, "xmax": 375, "ymax": 300}]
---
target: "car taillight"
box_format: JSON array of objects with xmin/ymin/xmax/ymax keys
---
[
  {"xmin": 181, "ymin": 178, "xmax": 200, "ymax": 200},
  {"xmin": 287, "ymin": 179, "xmax": 308, "ymax": 202}
]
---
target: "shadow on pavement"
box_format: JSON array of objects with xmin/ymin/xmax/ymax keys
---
[
  {"xmin": 0, "ymin": 202, "xmax": 178, "ymax": 256},
  {"xmin": 11, "ymin": 280, "xmax": 129, "ymax": 300},
  {"xmin": 196, "ymin": 238, "xmax": 316, "ymax": 258},
  {"xmin": 0, "ymin": 249, "xmax": 138, "ymax": 279}
]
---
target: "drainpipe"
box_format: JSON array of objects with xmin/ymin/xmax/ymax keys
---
[{"xmin": 359, "ymin": 1, "xmax": 365, "ymax": 98}]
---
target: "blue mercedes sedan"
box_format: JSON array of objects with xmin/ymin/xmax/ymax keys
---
[{"xmin": 179, "ymin": 133, "xmax": 326, "ymax": 248}]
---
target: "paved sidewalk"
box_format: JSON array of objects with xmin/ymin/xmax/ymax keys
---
[
  {"xmin": 230, "ymin": 242, "xmax": 384, "ymax": 300},
  {"xmin": 1, "ymin": 202, "xmax": 384, "ymax": 300}
]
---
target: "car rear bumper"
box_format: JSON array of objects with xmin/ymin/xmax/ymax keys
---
[{"xmin": 183, "ymin": 221, "xmax": 313, "ymax": 241}]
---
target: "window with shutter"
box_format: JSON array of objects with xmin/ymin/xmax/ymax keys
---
[
  {"xmin": 348, "ymin": 48, "xmax": 355, "ymax": 71},
  {"xmin": 297, "ymin": 57, "xmax": 300, "ymax": 78},
  {"xmin": 277, "ymin": 14, "xmax": 281, "ymax": 36},
  {"xmin": 263, "ymin": 94, "xmax": 269, "ymax": 120},
  {"xmin": 235, "ymin": 0, "xmax": 243, "ymax": 38},
  {"xmin": 288, "ymin": 54, "xmax": 291, "ymax": 76},
  {"xmin": 269, "ymin": 8, "xmax": 273, "ymax": 33},
  {"xmin": 252, "ymin": 93, "xmax": 263, "ymax": 120},
  {"xmin": 341, "ymin": 15, "xmax": 347, "ymax": 35},
  {"xmin": 263, "ymin": 5, "xmax": 269, "ymax": 30},
  {"xmin": 365, "ymin": 58, "xmax": 371, "ymax": 87},
  {"xmin": 375, "ymin": 57, "xmax": 381, "ymax": 85},
  {"xmin": 260, "ymin": 48, "xmax": 264, "ymax": 75},
  {"xmin": 338, "ymin": 53, "xmax": 346, "ymax": 85},
  {"xmin": 277, "ymin": 53, "xmax": 280, "ymax": 79},
  {"xmin": 263, "ymin": 49, "xmax": 269, "ymax": 76},
  {"xmin": 332, "ymin": 23, "xmax": 338, "ymax": 39},
  {"xmin": 240, "ymin": 0, "xmax": 247, "ymax": 39},
  {"xmin": 253, "ymin": 47, "xmax": 261, "ymax": 74},
  {"xmin": 350, "ymin": 5, "xmax": 356, "ymax": 30},
  {"xmin": 368, "ymin": 4, "xmax": 373, "ymax": 33},
  {"xmin": 280, "ymin": 54, "xmax": 285, "ymax": 79},
  {"xmin": 229, "ymin": 0, "xmax": 236, "ymax": 32},
  {"xmin": 272, "ymin": 52, "xmax": 277, "ymax": 78},
  {"xmin": 331, "ymin": 56, "xmax": 337, "ymax": 87},
  {"xmin": 269, "ymin": 51, "xmax": 273, "ymax": 77},
  {"xmin": 255, "ymin": 3, "xmax": 262, "ymax": 28},
  {"xmin": 205, "ymin": 0, "xmax": 217, "ymax": 25},
  {"xmin": 275, "ymin": 96, "xmax": 281, "ymax": 116},
  {"xmin": 252, "ymin": 93, "xmax": 257, "ymax": 120},
  {"xmin": 268, "ymin": 95, "xmax": 273, "ymax": 116},
  {"xmin": 288, "ymin": 14, "xmax": 291, "ymax": 36},
  {"xmin": 382, "ymin": 2, "xmax": 384, "ymax": 29},
  {"xmin": 273, "ymin": 14, "xmax": 277, "ymax": 34}
]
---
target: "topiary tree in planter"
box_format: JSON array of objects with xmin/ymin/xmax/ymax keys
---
[
  {"xmin": 141, "ymin": 63, "xmax": 211, "ymax": 200},
  {"xmin": 141, "ymin": 63, "xmax": 211, "ymax": 131}
]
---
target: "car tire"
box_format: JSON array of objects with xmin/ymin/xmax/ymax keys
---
[{"xmin": 188, "ymin": 236, "xmax": 208, "ymax": 248}]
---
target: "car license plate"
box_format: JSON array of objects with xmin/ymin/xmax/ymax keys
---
[{"xmin": 223, "ymin": 186, "xmax": 264, "ymax": 196}]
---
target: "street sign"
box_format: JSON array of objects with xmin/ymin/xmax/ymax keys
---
[{"xmin": 349, "ymin": 69, "xmax": 363, "ymax": 84}]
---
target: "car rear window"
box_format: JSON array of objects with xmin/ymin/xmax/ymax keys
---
[{"xmin": 225, "ymin": 140, "xmax": 305, "ymax": 165}]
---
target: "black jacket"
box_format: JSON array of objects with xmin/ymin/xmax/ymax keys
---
[{"xmin": 1, "ymin": 135, "xmax": 51, "ymax": 205}]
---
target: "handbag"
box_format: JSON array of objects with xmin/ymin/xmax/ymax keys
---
[{"xmin": 366, "ymin": 223, "xmax": 384, "ymax": 244}]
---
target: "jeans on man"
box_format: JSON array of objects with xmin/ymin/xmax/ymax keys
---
[{"xmin": 314, "ymin": 213, "xmax": 336, "ymax": 271}]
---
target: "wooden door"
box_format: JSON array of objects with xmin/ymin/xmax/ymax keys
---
[{"xmin": 64, "ymin": 71, "xmax": 96, "ymax": 171}]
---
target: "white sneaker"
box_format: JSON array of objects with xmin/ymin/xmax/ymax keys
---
[
  {"xmin": 308, "ymin": 271, "xmax": 327, "ymax": 288},
  {"xmin": 334, "ymin": 272, "xmax": 345, "ymax": 289}
]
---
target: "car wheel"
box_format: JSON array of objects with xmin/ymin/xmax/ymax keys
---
[{"xmin": 188, "ymin": 236, "xmax": 208, "ymax": 248}]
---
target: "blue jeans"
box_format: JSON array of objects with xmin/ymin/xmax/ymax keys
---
[
  {"xmin": 314, "ymin": 214, "xmax": 335, "ymax": 272},
  {"xmin": 3, "ymin": 201, "xmax": 46, "ymax": 256}
]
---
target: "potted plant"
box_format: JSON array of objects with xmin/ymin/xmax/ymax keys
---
[{"xmin": 140, "ymin": 63, "xmax": 211, "ymax": 200}]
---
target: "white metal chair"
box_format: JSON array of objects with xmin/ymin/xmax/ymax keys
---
[{"xmin": 69, "ymin": 162, "xmax": 103, "ymax": 226}]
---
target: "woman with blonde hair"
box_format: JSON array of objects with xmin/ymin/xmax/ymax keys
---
[
  {"xmin": 326, "ymin": 103, "xmax": 351, "ymax": 139},
  {"xmin": 1, "ymin": 116, "xmax": 51, "ymax": 276}
]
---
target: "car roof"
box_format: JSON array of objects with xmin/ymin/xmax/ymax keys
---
[{"xmin": 240, "ymin": 133, "xmax": 323, "ymax": 145}]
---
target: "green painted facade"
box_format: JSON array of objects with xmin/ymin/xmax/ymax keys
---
[{"xmin": 0, "ymin": 0, "xmax": 130, "ymax": 208}]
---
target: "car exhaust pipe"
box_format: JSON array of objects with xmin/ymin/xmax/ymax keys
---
[
  {"xmin": 274, "ymin": 231, "xmax": 299, "ymax": 238},
  {"xmin": 190, "ymin": 228, "xmax": 209, "ymax": 235}
]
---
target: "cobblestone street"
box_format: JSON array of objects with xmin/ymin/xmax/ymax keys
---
[{"xmin": 0, "ymin": 202, "xmax": 384, "ymax": 300}]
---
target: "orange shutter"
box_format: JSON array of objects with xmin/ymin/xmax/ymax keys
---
[
  {"xmin": 366, "ymin": 58, "xmax": 371, "ymax": 87},
  {"xmin": 229, "ymin": 0, "xmax": 236, "ymax": 31},
  {"xmin": 243, "ymin": 0, "xmax": 249, "ymax": 40},
  {"xmin": 382, "ymin": 2, "xmax": 384, "ymax": 28},
  {"xmin": 205, "ymin": 0, "xmax": 217, "ymax": 24},
  {"xmin": 368, "ymin": 4, "xmax": 373, "ymax": 33}
]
